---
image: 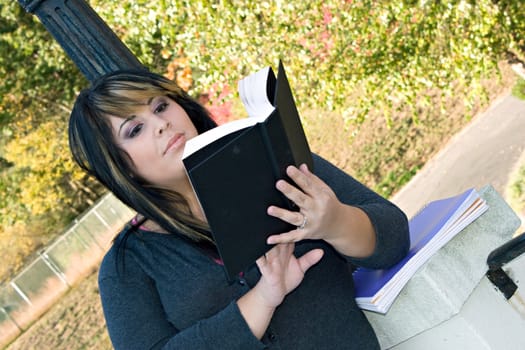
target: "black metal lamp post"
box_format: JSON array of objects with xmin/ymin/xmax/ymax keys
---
[{"xmin": 17, "ymin": 0, "xmax": 146, "ymax": 82}]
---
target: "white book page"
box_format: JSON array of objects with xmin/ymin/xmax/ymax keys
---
[
  {"xmin": 238, "ymin": 66, "xmax": 276, "ymax": 118},
  {"xmin": 182, "ymin": 116, "xmax": 267, "ymax": 159}
]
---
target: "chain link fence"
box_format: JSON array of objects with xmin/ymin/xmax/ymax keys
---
[{"xmin": 0, "ymin": 193, "xmax": 134, "ymax": 347}]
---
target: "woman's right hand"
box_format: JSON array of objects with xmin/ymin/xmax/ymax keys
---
[{"xmin": 237, "ymin": 243, "xmax": 323, "ymax": 339}]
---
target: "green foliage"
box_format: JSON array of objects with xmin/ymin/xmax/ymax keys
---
[
  {"xmin": 0, "ymin": 0, "xmax": 104, "ymax": 280},
  {"xmin": 89, "ymin": 0, "xmax": 525, "ymax": 196},
  {"xmin": 91, "ymin": 0, "xmax": 521, "ymax": 120},
  {"xmin": 512, "ymin": 78, "xmax": 525, "ymax": 100},
  {"xmin": 0, "ymin": 3, "xmax": 87, "ymax": 127},
  {"xmin": 376, "ymin": 166, "xmax": 421, "ymax": 199},
  {"xmin": 506, "ymin": 159, "xmax": 525, "ymax": 219},
  {"xmin": 510, "ymin": 166, "xmax": 525, "ymax": 202}
]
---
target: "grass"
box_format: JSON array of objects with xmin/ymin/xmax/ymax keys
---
[
  {"xmin": 512, "ymin": 78, "xmax": 525, "ymax": 100},
  {"xmin": 505, "ymin": 77, "xmax": 525, "ymax": 223}
]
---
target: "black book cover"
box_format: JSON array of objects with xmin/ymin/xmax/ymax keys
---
[{"xmin": 183, "ymin": 62, "xmax": 312, "ymax": 280}]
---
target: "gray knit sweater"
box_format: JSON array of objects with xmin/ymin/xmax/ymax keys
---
[{"xmin": 98, "ymin": 154, "xmax": 410, "ymax": 349}]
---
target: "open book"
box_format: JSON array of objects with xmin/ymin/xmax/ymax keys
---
[
  {"xmin": 183, "ymin": 61, "xmax": 312, "ymax": 280},
  {"xmin": 353, "ymin": 188, "xmax": 489, "ymax": 314}
]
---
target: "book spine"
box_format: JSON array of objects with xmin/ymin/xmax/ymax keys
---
[
  {"xmin": 274, "ymin": 63, "xmax": 314, "ymax": 171},
  {"xmin": 258, "ymin": 114, "xmax": 297, "ymax": 211},
  {"xmin": 259, "ymin": 123, "xmax": 282, "ymax": 185}
]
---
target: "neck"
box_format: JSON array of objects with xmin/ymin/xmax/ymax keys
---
[
  {"xmin": 138, "ymin": 177, "xmax": 207, "ymax": 233},
  {"xmin": 178, "ymin": 176, "xmax": 207, "ymax": 223},
  {"xmin": 138, "ymin": 197, "xmax": 206, "ymax": 234},
  {"xmin": 184, "ymin": 190, "xmax": 207, "ymax": 223}
]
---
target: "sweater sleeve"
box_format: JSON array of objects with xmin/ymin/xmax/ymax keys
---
[
  {"xmin": 98, "ymin": 248, "xmax": 265, "ymax": 350},
  {"xmin": 312, "ymin": 154, "xmax": 410, "ymax": 269}
]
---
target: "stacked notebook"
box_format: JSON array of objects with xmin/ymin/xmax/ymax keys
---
[{"xmin": 353, "ymin": 188, "xmax": 488, "ymax": 314}]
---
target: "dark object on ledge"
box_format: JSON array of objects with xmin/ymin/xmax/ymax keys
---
[{"xmin": 486, "ymin": 232, "xmax": 525, "ymax": 299}]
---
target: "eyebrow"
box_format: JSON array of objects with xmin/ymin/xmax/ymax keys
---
[
  {"xmin": 117, "ymin": 97, "xmax": 156, "ymax": 136},
  {"xmin": 118, "ymin": 115, "xmax": 136, "ymax": 136}
]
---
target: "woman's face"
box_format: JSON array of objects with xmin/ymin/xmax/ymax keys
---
[{"xmin": 109, "ymin": 96, "xmax": 198, "ymax": 190}]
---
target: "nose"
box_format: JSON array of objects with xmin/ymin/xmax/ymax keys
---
[{"xmin": 156, "ymin": 118, "xmax": 171, "ymax": 136}]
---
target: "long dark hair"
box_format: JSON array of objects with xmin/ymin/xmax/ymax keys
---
[{"xmin": 68, "ymin": 70, "xmax": 217, "ymax": 247}]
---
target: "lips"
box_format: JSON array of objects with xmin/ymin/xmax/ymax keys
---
[{"xmin": 164, "ymin": 133, "xmax": 185, "ymax": 155}]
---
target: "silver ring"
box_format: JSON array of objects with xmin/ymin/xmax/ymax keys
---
[{"xmin": 298, "ymin": 214, "xmax": 307, "ymax": 229}]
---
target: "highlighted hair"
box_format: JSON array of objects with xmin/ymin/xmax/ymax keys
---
[{"xmin": 68, "ymin": 70, "xmax": 217, "ymax": 246}]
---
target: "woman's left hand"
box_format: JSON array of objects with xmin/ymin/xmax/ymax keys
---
[{"xmin": 266, "ymin": 164, "xmax": 345, "ymax": 244}]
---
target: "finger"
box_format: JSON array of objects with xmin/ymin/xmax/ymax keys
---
[
  {"xmin": 266, "ymin": 230, "xmax": 303, "ymax": 245},
  {"xmin": 297, "ymin": 248, "xmax": 324, "ymax": 272},
  {"xmin": 264, "ymin": 242, "xmax": 291, "ymax": 258},
  {"xmin": 275, "ymin": 179, "xmax": 309, "ymax": 208},
  {"xmin": 299, "ymin": 163, "xmax": 310, "ymax": 172},
  {"xmin": 259, "ymin": 243, "xmax": 294, "ymax": 269},
  {"xmin": 256, "ymin": 254, "xmax": 267, "ymax": 269},
  {"xmin": 278, "ymin": 242, "xmax": 294, "ymax": 259},
  {"xmin": 288, "ymin": 164, "xmax": 329, "ymax": 197},
  {"xmin": 286, "ymin": 165, "xmax": 317, "ymax": 193},
  {"xmin": 267, "ymin": 205, "xmax": 305, "ymax": 226}
]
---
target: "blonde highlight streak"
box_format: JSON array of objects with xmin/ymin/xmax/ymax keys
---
[
  {"xmin": 80, "ymin": 71, "xmax": 212, "ymax": 243},
  {"xmin": 94, "ymin": 81, "xmax": 177, "ymax": 118}
]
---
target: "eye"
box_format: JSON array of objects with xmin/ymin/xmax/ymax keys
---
[
  {"xmin": 154, "ymin": 101, "xmax": 169, "ymax": 114},
  {"xmin": 128, "ymin": 123, "xmax": 144, "ymax": 138}
]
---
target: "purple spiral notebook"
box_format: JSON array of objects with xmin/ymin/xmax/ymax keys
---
[{"xmin": 353, "ymin": 188, "xmax": 488, "ymax": 314}]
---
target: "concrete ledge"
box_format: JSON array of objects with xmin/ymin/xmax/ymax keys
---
[{"xmin": 366, "ymin": 185, "xmax": 521, "ymax": 349}]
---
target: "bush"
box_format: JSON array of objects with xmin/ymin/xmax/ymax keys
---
[{"xmin": 90, "ymin": 0, "xmax": 524, "ymax": 196}]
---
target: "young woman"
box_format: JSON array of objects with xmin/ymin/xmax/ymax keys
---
[{"xmin": 68, "ymin": 69, "xmax": 410, "ymax": 350}]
